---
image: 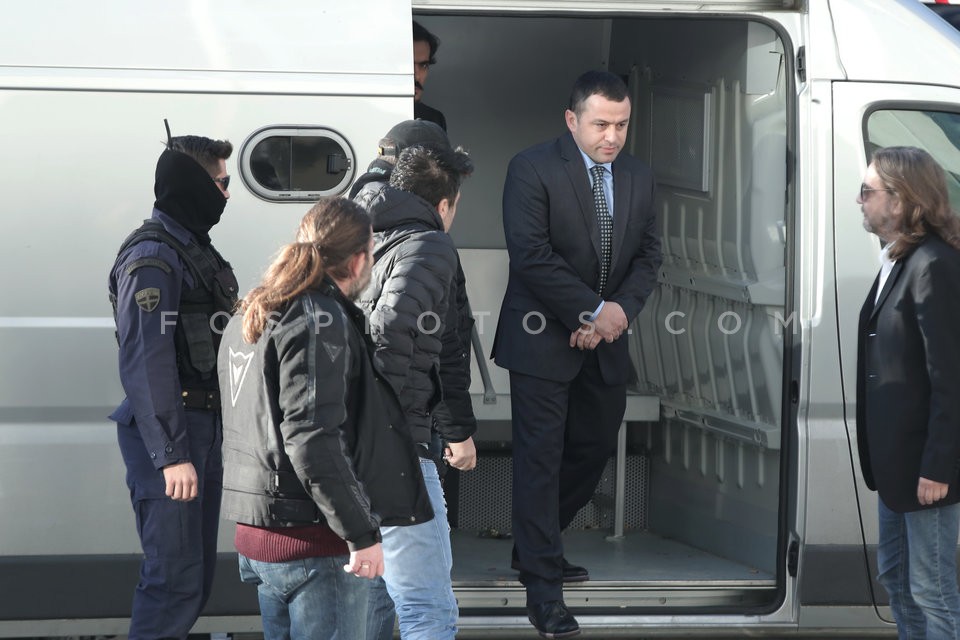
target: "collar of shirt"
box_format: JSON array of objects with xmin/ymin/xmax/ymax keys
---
[
  {"xmin": 878, "ymin": 241, "xmax": 896, "ymax": 267},
  {"xmin": 875, "ymin": 241, "xmax": 897, "ymax": 304},
  {"xmin": 578, "ymin": 148, "xmax": 614, "ymax": 218},
  {"xmin": 152, "ymin": 207, "xmax": 195, "ymax": 246}
]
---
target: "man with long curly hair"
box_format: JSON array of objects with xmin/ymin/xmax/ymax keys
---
[{"xmin": 856, "ymin": 146, "xmax": 960, "ymax": 639}]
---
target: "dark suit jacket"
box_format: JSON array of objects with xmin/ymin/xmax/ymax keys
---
[
  {"xmin": 857, "ymin": 233, "xmax": 960, "ymax": 513},
  {"xmin": 414, "ymin": 101, "xmax": 446, "ymax": 132},
  {"xmin": 492, "ymin": 132, "xmax": 661, "ymax": 384}
]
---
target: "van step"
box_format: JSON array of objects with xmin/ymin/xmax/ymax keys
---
[{"xmin": 451, "ymin": 529, "xmax": 775, "ymax": 611}]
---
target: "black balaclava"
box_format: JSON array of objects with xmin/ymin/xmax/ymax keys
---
[{"xmin": 153, "ymin": 148, "xmax": 226, "ymax": 245}]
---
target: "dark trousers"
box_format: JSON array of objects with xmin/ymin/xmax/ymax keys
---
[
  {"xmin": 510, "ymin": 351, "xmax": 626, "ymax": 605},
  {"xmin": 117, "ymin": 410, "xmax": 223, "ymax": 640}
]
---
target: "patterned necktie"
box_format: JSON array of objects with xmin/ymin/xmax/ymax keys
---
[{"xmin": 591, "ymin": 164, "xmax": 613, "ymax": 295}]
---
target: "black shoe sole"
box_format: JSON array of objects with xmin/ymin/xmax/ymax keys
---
[
  {"xmin": 511, "ymin": 562, "xmax": 591, "ymax": 583},
  {"xmin": 527, "ymin": 616, "xmax": 582, "ymax": 639}
]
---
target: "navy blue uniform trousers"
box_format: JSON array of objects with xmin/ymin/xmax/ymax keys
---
[{"xmin": 117, "ymin": 410, "xmax": 223, "ymax": 640}]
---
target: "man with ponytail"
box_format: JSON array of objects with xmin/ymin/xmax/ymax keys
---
[
  {"xmin": 217, "ymin": 198, "xmax": 433, "ymax": 640},
  {"xmin": 855, "ymin": 146, "xmax": 960, "ymax": 638},
  {"xmin": 108, "ymin": 129, "xmax": 236, "ymax": 640}
]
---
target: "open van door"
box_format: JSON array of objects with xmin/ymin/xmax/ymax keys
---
[
  {"xmin": 832, "ymin": 31, "xmax": 960, "ymax": 630},
  {"xmin": 415, "ymin": 4, "xmax": 799, "ymax": 635}
]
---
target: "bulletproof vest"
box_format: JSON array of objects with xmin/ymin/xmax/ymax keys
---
[{"xmin": 112, "ymin": 219, "xmax": 239, "ymax": 390}]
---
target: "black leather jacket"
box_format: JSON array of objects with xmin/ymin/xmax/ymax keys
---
[{"xmin": 218, "ymin": 280, "xmax": 433, "ymax": 551}]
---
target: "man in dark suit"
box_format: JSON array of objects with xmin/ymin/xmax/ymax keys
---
[
  {"xmin": 492, "ymin": 70, "xmax": 661, "ymax": 638},
  {"xmin": 855, "ymin": 146, "xmax": 960, "ymax": 639}
]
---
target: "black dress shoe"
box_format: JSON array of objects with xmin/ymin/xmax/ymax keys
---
[
  {"xmin": 561, "ymin": 558, "xmax": 590, "ymax": 583},
  {"xmin": 527, "ymin": 600, "xmax": 581, "ymax": 638},
  {"xmin": 511, "ymin": 557, "xmax": 590, "ymax": 583}
]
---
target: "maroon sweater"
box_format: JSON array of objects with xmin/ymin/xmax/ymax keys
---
[{"xmin": 235, "ymin": 523, "xmax": 348, "ymax": 562}]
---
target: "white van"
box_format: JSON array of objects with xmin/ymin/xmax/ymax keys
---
[
  {"xmin": 925, "ymin": 0, "xmax": 960, "ymax": 30},
  {"xmin": 2, "ymin": 0, "xmax": 959, "ymax": 636}
]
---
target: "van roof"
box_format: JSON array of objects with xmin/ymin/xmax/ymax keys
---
[
  {"xmin": 826, "ymin": 0, "xmax": 960, "ymax": 84},
  {"xmin": 414, "ymin": 0, "xmax": 800, "ymax": 9},
  {"xmin": 0, "ymin": 1, "xmax": 409, "ymax": 76}
]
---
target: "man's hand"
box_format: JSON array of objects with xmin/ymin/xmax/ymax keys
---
[
  {"xmin": 569, "ymin": 301, "xmax": 628, "ymax": 350},
  {"xmin": 343, "ymin": 542, "xmax": 385, "ymax": 579},
  {"xmin": 445, "ymin": 437, "xmax": 477, "ymax": 471},
  {"xmin": 570, "ymin": 324, "xmax": 603, "ymax": 351},
  {"xmin": 593, "ymin": 301, "xmax": 628, "ymax": 341},
  {"xmin": 918, "ymin": 477, "xmax": 950, "ymax": 505},
  {"xmin": 162, "ymin": 461, "xmax": 198, "ymax": 501}
]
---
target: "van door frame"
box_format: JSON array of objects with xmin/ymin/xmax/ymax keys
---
[{"xmin": 832, "ymin": 79, "xmax": 960, "ymax": 622}]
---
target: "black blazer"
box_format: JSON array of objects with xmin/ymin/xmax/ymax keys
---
[
  {"xmin": 492, "ymin": 132, "xmax": 661, "ymax": 384},
  {"xmin": 856, "ymin": 234, "xmax": 960, "ymax": 512}
]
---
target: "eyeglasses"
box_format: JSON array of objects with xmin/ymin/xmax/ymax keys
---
[
  {"xmin": 860, "ymin": 183, "xmax": 892, "ymax": 199},
  {"xmin": 213, "ymin": 175, "xmax": 230, "ymax": 191}
]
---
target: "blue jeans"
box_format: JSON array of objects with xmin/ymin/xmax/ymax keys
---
[
  {"xmin": 239, "ymin": 554, "xmax": 369, "ymax": 640},
  {"xmin": 878, "ymin": 498, "xmax": 960, "ymax": 639},
  {"xmin": 367, "ymin": 458, "xmax": 458, "ymax": 640}
]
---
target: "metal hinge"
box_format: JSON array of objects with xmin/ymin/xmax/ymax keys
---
[{"xmin": 787, "ymin": 539, "xmax": 800, "ymax": 577}]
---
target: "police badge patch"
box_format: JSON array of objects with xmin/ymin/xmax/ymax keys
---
[{"xmin": 135, "ymin": 288, "xmax": 161, "ymax": 312}]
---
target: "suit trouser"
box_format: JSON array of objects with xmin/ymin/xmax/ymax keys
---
[
  {"xmin": 510, "ymin": 351, "xmax": 626, "ymax": 605},
  {"xmin": 117, "ymin": 410, "xmax": 223, "ymax": 640}
]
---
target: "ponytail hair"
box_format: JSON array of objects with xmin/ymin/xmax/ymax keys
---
[{"xmin": 241, "ymin": 197, "xmax": 372, "ymax": 343}]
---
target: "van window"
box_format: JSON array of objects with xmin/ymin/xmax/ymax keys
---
[
  {"xmin": 866, "ymin": 109, "xmax": 960, "ymax": 208},
  {"xmin": 923, "ymin": 2, "xmax": 960, "ymax": 32},
  {"xmin": 239, "ymin": 127, "xmax": 355, "ymax": 201}
]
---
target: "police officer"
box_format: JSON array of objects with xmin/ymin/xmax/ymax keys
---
[{"xmin": 108, "ymin": 130, "xmax": 237, "ymax": 640}]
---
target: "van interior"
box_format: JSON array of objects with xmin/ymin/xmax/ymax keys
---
[{"xmin": 417, "ymin": 11, "xmax": 791, "ymax": 615}]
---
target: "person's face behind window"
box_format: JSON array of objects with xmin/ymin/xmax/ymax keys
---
[{"xmin": 413, "ymin": 40, "xmax": 431, "ymax": 102}]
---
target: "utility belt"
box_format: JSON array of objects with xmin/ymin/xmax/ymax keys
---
[{"xmin": 181, "ymin": 388, "xmax": 221, "ymax": 411}]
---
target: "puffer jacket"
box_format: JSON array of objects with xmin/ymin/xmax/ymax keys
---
[
  {"xmin": 218, "ymin": 279, "xmax": 433, "ymax": 550},
  {"xmin": 432, "ymin": 262, "xmax": 476, "ymax": 442},
  {"xmin": 354, "ymin": 172, "xmax": 477, "ymax": 445},
  {"xmin": 356, "ymin": 185, "xmax": 459, "ymax": 445}
]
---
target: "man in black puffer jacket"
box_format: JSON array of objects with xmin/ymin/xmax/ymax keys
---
[
  {"xmin": 352, "ymin": 121, "xmax": 479, "ymax": 536},
  {"xmin": 353, "ymin": 121, "xmax": 478, "ymax": 457},
  {"xmin": 357, "ymin": 142, "xmax": 475, "ymax": 640}
]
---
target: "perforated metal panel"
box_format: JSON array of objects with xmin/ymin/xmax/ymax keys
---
[
  {"xmin": 650, "ymin": 84, "xmax": 711, "ymax": 192},
  {"xmin": 456, "ymin": 454, "xmax": 649, "ymax": 533}
]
